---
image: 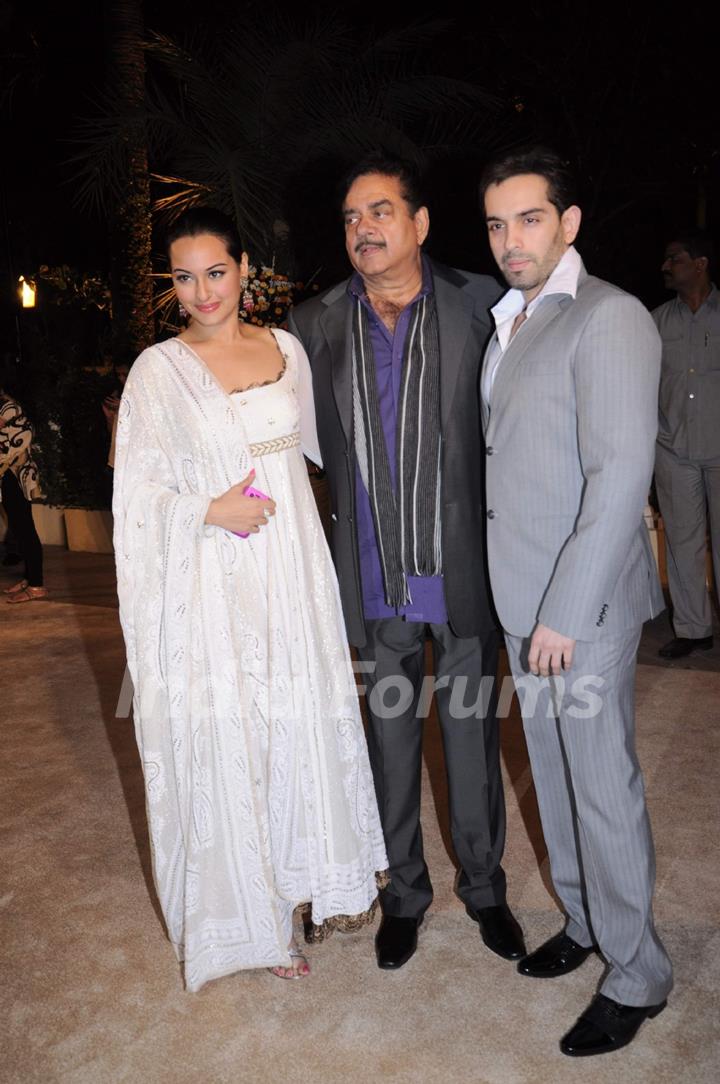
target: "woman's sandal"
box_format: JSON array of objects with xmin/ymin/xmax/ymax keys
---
[
  {"xmin": 268, "ymin": 949, "xmax": 310, "ymax": 980},
  {"xmin": 3, "ymin": 579, "xmax": 28, "ymax": 595},
  {"xmin": 6, "ymin": 585, "xmax": 48, "ymax": 604}
]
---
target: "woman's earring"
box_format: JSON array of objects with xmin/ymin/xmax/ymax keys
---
[
  {"xmin": 178, "ymin": 302, "xmax": 187, "ymax": 319},
  {"xmin": 241, "ymin": 276, "xmax": 254, "ymax": 314}
]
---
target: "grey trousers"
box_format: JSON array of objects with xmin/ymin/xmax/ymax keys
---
[
  {"xmin": 505, "ymin": 628, "xmax": 673, "ymax": 1006},
  {"xmin": 357, "ymin": 618, "xmax": 507, "ymax": 919},
  {"xmin": 655, "ymin": 443, "xmax": 720, "ymax": 638}
]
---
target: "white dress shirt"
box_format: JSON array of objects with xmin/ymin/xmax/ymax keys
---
[{"xmin": 482, "ymin": 245, "xmax": 583, "ymax": 408}]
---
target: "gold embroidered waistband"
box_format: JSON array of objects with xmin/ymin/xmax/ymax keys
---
[{"xmin": 249, "ymin": 431, "xmax": 300, "ymax": 457}]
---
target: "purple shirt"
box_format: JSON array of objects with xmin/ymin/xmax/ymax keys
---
[{"xmin": 349, "ymin": 260, "xmax": 448, "ymax": 624}]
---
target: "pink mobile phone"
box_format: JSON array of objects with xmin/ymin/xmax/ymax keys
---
[{"xmin": 234, "ymin": 484, "xmax": 270, "ymax": 538}]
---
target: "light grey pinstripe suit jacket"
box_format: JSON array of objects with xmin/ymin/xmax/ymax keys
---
[{"xmin": 482, "ymin": 263, "xmax": 665, "ymax": 643}]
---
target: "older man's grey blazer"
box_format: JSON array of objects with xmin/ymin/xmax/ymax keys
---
[{"xmin": 482, "ymin": 264, "xmax": 665, "ymax": 642}]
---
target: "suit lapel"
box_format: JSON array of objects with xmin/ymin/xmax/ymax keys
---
[
  {"xmin": 489, "ymin": 297, "xmax": 566, "ymax": 416},
  {"xmin": 433, "ymin": 269, "xmax": 475, "ymax": 430},
  {"xmin": 481, "ymin": 336, "xmax": 495, "ymax": 432},
  {"xmin": 319, "ymin": 291, "xmax": 354, "ymax": 447}
]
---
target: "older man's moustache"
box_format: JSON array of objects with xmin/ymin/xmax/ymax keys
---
[{"xmin": 355, "ymin": 240, "xmax": 387, "ymax": 253}]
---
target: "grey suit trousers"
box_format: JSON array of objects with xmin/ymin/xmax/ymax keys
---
[
  {"xmin": 655, "ymin": 443, "xmax": 720, "ymax": 639},
  {"xmin": 505, "ymin": 628, "xmax": 673, "ymax": 1006},
  {"xmin": 357, "ymin": 619, "xmax": 507, "ymax": 918}
]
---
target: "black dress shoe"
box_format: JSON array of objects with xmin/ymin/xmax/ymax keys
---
[
  {"xmin": 465, "ymin": 903, "xmax": 526, "ymax": 960},
  {"xmin": 560, "ymin": 993, "xmax": 667, "ymax": 1057},
  {"xmin": 517, "ymin": 930, "xmax": 596, "ymax": 977},
  {"xmin": 375, "ymin": 915, "xmax": 422, "ymax": 970},
  {"xmin": 659, "ymin": 635, "xmax": 713, "ymax": 659}
]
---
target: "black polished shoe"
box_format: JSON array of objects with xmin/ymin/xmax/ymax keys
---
[
  {"xmin": 517, "ymin": 930, "xmax": 596, "ymax": 977},
  {"xmin": 465, "ymin": 903, "xmax": 526, "ymax": 960},
  {"xmin": 375, "ymin": 915, "xmax": 422, "ymax": 970},
  {"xmin": 659, "ymin": 635, "xmax": 713, "ymax": 659},
  {"xmin": 560, "ymin": 993, "xmax": 667, "ymax": 1057}
]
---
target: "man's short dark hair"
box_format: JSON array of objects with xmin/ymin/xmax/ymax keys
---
[
  {"xmin": 339, "ymin": 153, "xmax": 425, "ymax": 215},
  {"xmin": 670, "ymin": 229, "xmax": 715, "ymax": 270},
  {"xmin": 479, "ymin": 146, "xmax": 577, "ymax": 215}
]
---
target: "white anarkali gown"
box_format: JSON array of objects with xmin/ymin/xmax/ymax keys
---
[{"xmin": 113, "ymin": 329, "xmax": 387, "ymax": 991}]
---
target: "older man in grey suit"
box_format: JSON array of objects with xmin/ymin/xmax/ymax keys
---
[
  {"xmin": 480, "ymin": 147, "xmax": 673, "ymax": 1058},
  {"xmin": 289, "ymin": 153, "xmax": 525, "ymax": 974}
]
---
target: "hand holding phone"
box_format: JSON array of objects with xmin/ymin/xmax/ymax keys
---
[
  {"xmin": 235, "ymin": 484, "xmax": 271, "ymax": 538},
  {"xmin": 205, "ymin": 469, "xmax": 276, "ymax": 537}
]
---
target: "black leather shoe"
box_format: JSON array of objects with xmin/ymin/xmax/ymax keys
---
[
  {"xmin": 465, "ymin": 903, "xmax": 526, "ymax": 960},
  {"xmin": 659, "ymin": 635, "xmax": 713, "ymax": 659},
  {"xmin": 375, "ymin": 915, "xmax": 422, "ymax": 970},
  {"xmin": 517, "ymin": 930, "xmax": 596, "ymax": 977},
  {"xmin": 560, "ymin": 993, "xmax": 667, "ymax": 1057}
]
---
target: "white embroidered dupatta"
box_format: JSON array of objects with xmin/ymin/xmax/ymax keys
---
[{"xmin": 115, "ymin": 340, "xmax": 279, "ymax": 987}]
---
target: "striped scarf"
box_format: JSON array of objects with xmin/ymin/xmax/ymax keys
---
[{"xmin": 352, "ymin": 293, "xmax": 442, "ymax": 608}]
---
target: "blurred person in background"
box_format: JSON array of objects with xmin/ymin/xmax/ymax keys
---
[
  {"xmin": 0, "ymin": 360, "xmax": 46, "ymax": 603},
  {"xmin": 101, "ymin": 362, "xmax": 129, "ymax": 500},
  {"xmin": 653, "ymin": 230, "xmax": 720, "ymax": 658}
]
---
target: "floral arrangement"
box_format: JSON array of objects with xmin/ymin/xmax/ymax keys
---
[{"xmin": 240, "ymin": 265, "xmax": 317, "ymax": 328}]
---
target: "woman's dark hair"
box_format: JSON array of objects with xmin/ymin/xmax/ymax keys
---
[
  {"xmin": 164, "ymin": 207, "xmax": 243, "ymax": 262},
  {"xmin": 339, "ymin": 152, "xmax": 426, "ymax": 215},
  {"xmin": 479, "ymin": 146, "xmax": 577, "ymax": 216}
]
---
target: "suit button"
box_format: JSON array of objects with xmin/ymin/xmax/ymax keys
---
[
  {"xmin": 689, "ymin": 393, "xmax": 695, "ymax": 399},
  {"xmin": 487, "ymin": 510, "xmax": 496, "ymax": 519},
  {"xmin": 486, "ymin": 446, "xmax": 494, "ymax": 455}
]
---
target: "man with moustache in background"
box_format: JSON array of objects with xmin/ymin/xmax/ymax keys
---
[
  {"xmin": 289, "ymin": 153, "xmax": 525, "ymax": 972},
  {"xmin": 480, "ymin": 146, "xmax": 673, "ymax": 1057}
]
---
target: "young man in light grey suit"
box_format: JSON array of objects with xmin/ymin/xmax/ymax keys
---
[{"xmin": 480, "ymin": 148, "xmax": 673, "ymax": 1058}]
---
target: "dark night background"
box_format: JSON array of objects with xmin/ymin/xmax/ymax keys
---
[{"xmin": 1, "ymin": 0, "xmax": 717, "ymax": 349}]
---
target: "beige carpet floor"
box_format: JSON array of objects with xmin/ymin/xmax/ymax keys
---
[{"xmin": 2, "ymin": 548, "xmax": 719, "ymax": 1084}]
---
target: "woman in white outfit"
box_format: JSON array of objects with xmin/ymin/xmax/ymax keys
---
[{"xmin": 113, "ymin": 208, "xmax": 387, "ymax": 990}]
